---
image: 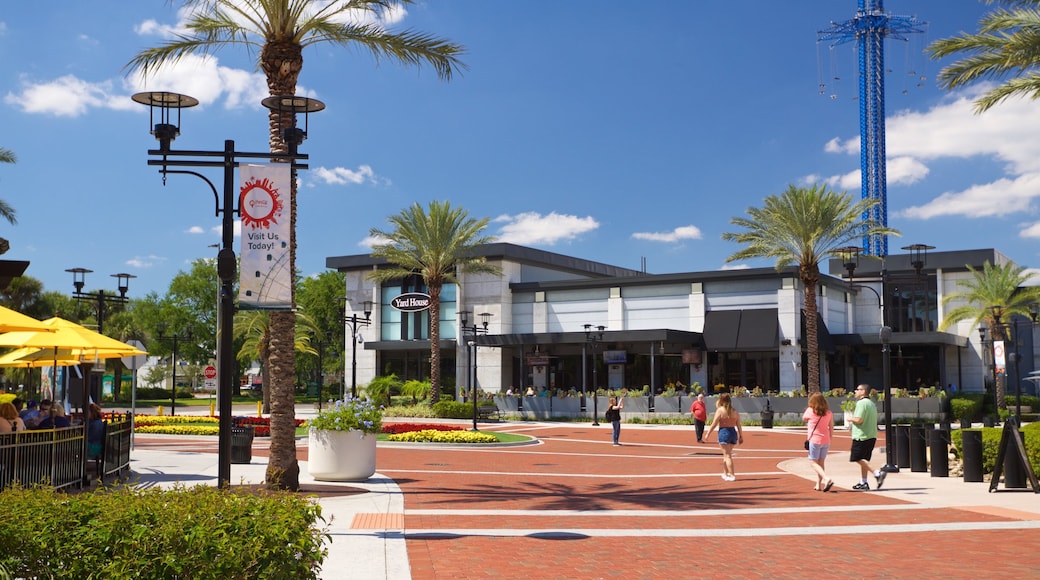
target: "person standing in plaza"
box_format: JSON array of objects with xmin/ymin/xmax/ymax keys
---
[
  {"xmin": 605, "ymin": 396, "xmax": 624, "ymax": 446},
  {"xmin": 704, "ymin": 392, "xmax": 743, "ymax": 481},
  {"xmin": 803, "ymin": 392, "xmax": 834, "ymax": 492},
  {"xmin": 848, "ymin": 384, "xmax": 886, "ymax": 490},
  {"xmin": 690, "ymin": 393, "xmax": 707, "ymax": 443}
]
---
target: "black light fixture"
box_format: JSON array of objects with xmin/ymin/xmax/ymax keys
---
[
  {"xmin": 901, "ymin": 243, "xmax": 935, "ymax": 275},
  {"xmin": 460, "ymin": 310, "xmax": 492, "ymax": 431},
  {"xmin": 879, "ymin": 325, "xmax": 896, "ymax": 473},
  {"xmin": 339, "ymin": 298, "xmax": 373, "ymax": 400},
  {"xmin": 66, "ymin": 268, "xmax": 136, "ymax": 334},
  {"xmin": 156, "ymin": 322, "xmax": 193, "ymax": 417},
  {"xmin": 584, "ymin": 324, "xmax": 606, "ymax": 426},
  {"xmin": 134, "ymin": 90, "xmax": 323, "ymax": 489}
]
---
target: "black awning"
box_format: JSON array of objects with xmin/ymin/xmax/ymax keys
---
[
  {"xmin": 801, "ymin": 311, "xmax": 836, "ymax": 353},
  {"xmin": 703, "ymin": 310, "xmax": 740, "ymax": 350},
  {"xmin": 737, "ymin": 308, "xmax": 779, "ymax": 350}
]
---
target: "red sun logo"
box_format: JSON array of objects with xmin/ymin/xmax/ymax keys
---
[{"xmin": 240, "ymin": 176, "xmax": 284, "ymax": 230}]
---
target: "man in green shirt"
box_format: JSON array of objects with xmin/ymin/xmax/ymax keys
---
[{"xmin": 847, "ymin": 384, "xmax": 886, "ymax": 490}]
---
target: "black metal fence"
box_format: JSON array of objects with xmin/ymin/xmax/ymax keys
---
[{"xmin": 0, "ymin": 415, "xmax": 133, "ymax": 492}]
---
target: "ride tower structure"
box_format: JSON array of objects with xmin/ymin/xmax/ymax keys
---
[{"xmin": 818, "ymin": 0, "xmax": 925, "ymax": 257}]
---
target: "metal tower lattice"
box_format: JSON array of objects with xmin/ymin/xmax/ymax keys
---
[{"xmin": 818, "ymin": 0, "xmax": 924, "ymax": 257}]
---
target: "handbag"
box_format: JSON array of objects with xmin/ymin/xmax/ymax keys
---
[{"xmin": 805, "ymin": 415, "xmax": 820, "ymax": 450}]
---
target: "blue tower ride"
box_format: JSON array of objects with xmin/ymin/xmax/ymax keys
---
[{"xmin": 818, "ymin": 1, "xmax": 924, "ymax": 257}]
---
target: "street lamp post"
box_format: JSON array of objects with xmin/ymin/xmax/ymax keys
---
[
  {"xmin": 837, "ymin": 243, "xmax": 933, "ymax": 474},
  {"xmin": 979, "ymin": 324, "xmax": 998, "ymax": 426},
  {"xmin": 310, "ymin": 331, "xmax": 335, "ymax": 410},
  {"xmin": 459, "ymin": 311, "xmax": 492, "ymax": 431},
  {"xmin": 991, "ymin": 305, "xmax": 1027, "ymax": 426},
  {"xmin": 584, "ymin": 324, "xmax": 605, "ymax": 426},
  {"xmin": 134, "ymin": 90, "xmax": 323, "ymax": 488},
  {"xmin": 156, "ymin": 323, "xmax": 193, "ymax": 417},
  {"xmin": 339, "ymin": 298, "xmax": 373, "ymax": 400},
  {"xmin": 66, "ymin": 268, "xmax": 135, "ymax": 334}
]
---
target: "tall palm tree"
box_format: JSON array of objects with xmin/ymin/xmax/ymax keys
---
[
  {"xmin": 128, "ymin": 0, "xmax": 465, "ymax": 491},
  {"xmin": 938, "ymin": 260, "xmax": 1040, "ymax": 410},
  {"xmin": 368, "ymin": 201, "xmax": 500, "ymax": 404},
  {"xmin": 0, "ymin": 147, "xmax": 18, "ymax": 255},
  {"xmin": 929, "ymin": 0, "xmax": 1040, "ymax": 113},
  {"xmin": 722, "ymin": 184, "xmax": 898, "ymax": 393}
]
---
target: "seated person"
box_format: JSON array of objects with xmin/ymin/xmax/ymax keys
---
[
  {"xmin": 36, "ymin": 404, "xmax": 71, "ymax": 429},
  {"xmin": 86, "ymin": 403, "xmax": 105, "ymax": 459},
  {"xmin": 0, "ymin": 401, "xmax": 27, "ymax": 433},
  {"xmin": 19, "ymin": 399, "xmax": 39, "ymax": 425},
  {"xmin": 27, "ymin": 400, "xmax": 53, "ymax": 429}
]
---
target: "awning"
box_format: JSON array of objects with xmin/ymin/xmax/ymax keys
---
[
  {"xmin": 704, "ymin": 309, "xmax": 778, "ymax": 351},
  {"xmin": 801, "ymin": 311, "xmax": 836, "ymax": 353}
]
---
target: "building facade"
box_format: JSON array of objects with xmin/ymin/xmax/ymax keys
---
[{"xmin": 327, "ymin": 243, "xmax": 1037, "ymax": 399}]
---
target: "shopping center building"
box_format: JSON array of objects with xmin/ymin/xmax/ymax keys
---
[{"xmin": 326, "ymin": 243, "xmax": 1036, "ymax": 399}]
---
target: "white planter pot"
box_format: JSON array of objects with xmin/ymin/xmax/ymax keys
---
[{"xmin": 308, "ymin": 429, "xmax": 377, "ymax": 482}]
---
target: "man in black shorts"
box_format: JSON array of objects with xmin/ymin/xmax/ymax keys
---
[{"xmin": 847, "ymin": 384, "xmax": 886, "ymax": 490}]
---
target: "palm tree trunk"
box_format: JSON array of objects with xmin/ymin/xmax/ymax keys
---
[
  {"xmin": 428, "ymin": 283, "xmax": 442, "ymax": 405},
  {"xmin": 803, "ymin": 277, "xmax": 821, "ymax": 393},
  {"xmin": 266, "ymin": 310, "xmax": 299, "ymax": 490}
]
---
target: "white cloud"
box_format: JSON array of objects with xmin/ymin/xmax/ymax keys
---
[
  {"xmin": 631, "ymin": 225, "xmax": 702, "ymax": 243},
  {"xmin": 186, "ymin": 226, "xmax": 205, "ymax": 234},
  {"xmin": 126, "ymin": 255, "xmax": 166, "ymax": 269},
  {"xmin": 313, "ymin": 165, "xmax": 378, "ymax": 186},
  {"xmin": 898, "ymin": 174, "xmax": 1040, "ymax": 219},
  {"xmin": 493, "ymin": 212, "xmax": 598, "ymax": 245},
  {"xmin": 358, "ymin": 234, "xmax": 389, "ymax": 249},
  {"xmin": 720, "ymin": 263, "xmax": 750, "ymax": 271},
  {"xmin": 4, "ymin": 75, "xmax": 114, "ymax": 117}
]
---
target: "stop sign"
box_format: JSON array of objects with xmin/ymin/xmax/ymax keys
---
[{"xmin": 204, "ymin": 365, "xmax": 218, "ymax": 380}]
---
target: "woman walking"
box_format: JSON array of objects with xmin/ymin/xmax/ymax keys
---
[
  {"xmin": 605, "ymin": 396, "xmax": 624, "ymax": 446},
  {"xmin": 704, "ymin": 392, "xmax": 742, "ymax": 481},
  {"xmin": 803, "ymin": 392, "xmax": 835, "ymax": 491}
]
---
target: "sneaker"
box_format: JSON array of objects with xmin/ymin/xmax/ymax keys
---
[
  {"xmin": 875, "ymin": 470, "xmax": 887, "ymax": 489},
  {"xmin": 852, "ymin": 481, "xmax": 869, "ymax": 491},
  {"xmin": 720, "ymin": 474, "xmax": 729, "ymax": 481}
]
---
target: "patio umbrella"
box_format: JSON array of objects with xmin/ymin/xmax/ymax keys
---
[
  {"xmin": 0, "ymin": 317, "xmax": 147, "ymax": 356},
  {"xmin": 0, "ymin": 305, "xmax": 53, "ymax": 333},
  {"xmin": 0, "ymin": 347, "xmax": 83, "ymax": 367}
]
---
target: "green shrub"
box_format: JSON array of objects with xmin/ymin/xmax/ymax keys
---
[
  {"xmin": 950, "ymin": 397, "xmax": 980, "ymax": 422},
  {"xmin": 0, "ymin": 484, "xmax": 327, "ymax": 579},
  {"xmin": 952, "ymin": 423, "xmax": 1040, "ymax": 475},
  {"xmin": 432, "ymin": 400, "xmax": 472, "ymax": 419}
]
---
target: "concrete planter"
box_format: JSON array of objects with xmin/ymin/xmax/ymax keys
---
[
  {"xmin": 522, "ymin": 396, "xmax": 550, "ymax": 418},
  {"xmin": 653, "ymin": 396, "xmax": 682, "ymax": 413},
  {"xmin": 551, "ymin": 397, "xmax": 581, "ymax": 417},
  {"xmin": 307, "ymin": 429, "xmax": 377, "ymax": 482},
  {"xmin": 494, "ymin": 396, "xmax": 518, "ymax": 413},
  {"xmin": 620, "ymin": 396, "xmax": 649, "ymax": 414}
]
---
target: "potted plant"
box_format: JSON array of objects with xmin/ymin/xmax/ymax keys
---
[
  {"xmin": 307, "ymin": 398, "xmax": 383, "ymax": 482},
  {"xmin": 840, "ymin": 399, "xmax": 856, "ymax": 429}
]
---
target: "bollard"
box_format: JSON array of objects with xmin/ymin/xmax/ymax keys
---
[
  {"xmin": 1003, "ymin": 430, "xmax": 1026, "ymax": 489},
  {"xmin": 895, "ymin": 425, "xmax": 911, "ymax": 468},
  {"xmin": 962, "ymin": 430, "xmax": 984, "ymax": 482},
  {"xmin": 156, "ymin": 405, "xmax": 164, "ymax": 417},
  {"xmin": 210, "ymin": 402, "xmax": 216, "ymax": 417},
  {"xmin": 257, "ymin": 401, "xmax": 263, "ymax": 417},
  {"xmin": 910, "ymin": 424, "xmax": 928, "ymax": 472},
  {"xmin": 928, "ymin": 428, "xmax": 949, "ymax": 477}
]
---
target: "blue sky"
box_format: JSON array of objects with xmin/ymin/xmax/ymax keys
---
[{"xmin": 1, "ymin": 1, "xmax": 1036, "ymax": 300}]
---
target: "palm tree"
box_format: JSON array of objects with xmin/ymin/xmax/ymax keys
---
[
  {"xmin": 929, "ymin": 1, "xmax": 1040, "ymax": 113},
  {"xmin": 234, "ymin": 309, "xmax": 320, "ymax": 413},
  {"xmin": 368, "ymin": 201, "xmax": 500, "ymax": 404},
  {"xmin": 0, "ymin": 147, "xmax": 18, "ymax": 255},
  {"xmin": 127, "ymin": 0, "xmax": 465, "ymax": 491},
  {"xmin": 938, "ymin": 260, "xmax": 1040, "ymax": 410},
  {"xmin": 722, "ymin": 184, "xmax": 898, "ymax": 393}
]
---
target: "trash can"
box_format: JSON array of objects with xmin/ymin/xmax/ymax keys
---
[
  {"xmin": 760, "ymin": 410, "xmax": 774, "ymax": 430},
  {"xmin": 910, "ymin": 424, "xmax": 928, "ymax": 472},
  {"xmin": 928, "ymin": 428, "xmax": 949, "ymax": 477},
  {"xmin": 962, "ymin": 430, "xmax": 984, "ymax": 483},
  {"xmin": 231, "ymin": 426, "xmax": 255, "ymax": 464},
  {"xmin": 894, "ymin": 425, "xmax": 911, "ymax": 469}
]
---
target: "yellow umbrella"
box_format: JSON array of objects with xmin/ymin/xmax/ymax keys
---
[
  {"xmin": 0, "ymin": 347, "xmax": 82, "ymax": 367},
  {"xmin": 0, "ymin": 305, "xmax": 53, "ymax": 333},
  {"xmin": 0, "ymin": 317, "xmax": 147, "ymax": 356}
]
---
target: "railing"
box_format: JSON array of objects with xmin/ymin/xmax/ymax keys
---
[
  {"xmin": 0, "ymin": 426, "xmax": 85, "ymax": 492},
  {"xmin": 0, "ymin": 414, "xmax": 134, "ymax": 492}
]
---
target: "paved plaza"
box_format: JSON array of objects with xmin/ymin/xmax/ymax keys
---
[{"xmin": 127, "ymin": 413, "xmax": 1040, "ymax": 579}]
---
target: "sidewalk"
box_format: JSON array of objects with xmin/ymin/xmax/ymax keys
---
[{"xmin": 124, "ymin": 421, "xmax": 1040, "ymax": 580}]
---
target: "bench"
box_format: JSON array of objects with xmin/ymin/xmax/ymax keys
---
[{"xmin": 477, "ymin": 406, "xmax": 501, "ymax": 421}]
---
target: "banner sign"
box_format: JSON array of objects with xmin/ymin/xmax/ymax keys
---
[
  {"xmin": 238, "ymin": 164, "xmax": 292, "ymax": 309},
  {"xmin": 994, "ymin": 340, "xmax": 1006, "ymax": 374},
  {"xmin": 390, "ymin": 292, "xmax": 431, "ymax": 312}
]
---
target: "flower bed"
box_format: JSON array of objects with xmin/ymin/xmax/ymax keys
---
[
  {"xmin": 381, "ymin": 423, "xmax": 464, "ymax": 435},
  {"xmin": 387, "ymin": 429, "xmax": 497, "ymax": 443}
]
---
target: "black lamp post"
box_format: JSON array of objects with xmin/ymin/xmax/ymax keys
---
[
  {"xmin": 339, "ymin": 298, "xmax": 373, "ymax": 400},
  {"xmin": 837, "ymin": 243, "xmax": 933, "ymax": 474},
  {"xmin": 460, "ymin": 310, "xmax": 492, "ymax": 431},
  {"xmin": 310, "ymin": 330, "xmax": 335, "ymax": 410},
  {"xmin": 991, "ymin": 305, "xmax": 1025, "ymax": 426},
  {"xmin": 134, "ymin": 90, "xmax": 323, "ymax": 488},
  {"xmin": 156, "ymin": 323, "xmax": 193, "ymax": 417},
  {"xmin": 979, "ymin": 323, "xmax": 998, "ymax": 426},
  {"xmin": 66, "ymin": 268, "xmax": 135, "ymax": 334},
  {"xmin": 584, "ymin": 324, "xmax": 605, "ymax": 426}
]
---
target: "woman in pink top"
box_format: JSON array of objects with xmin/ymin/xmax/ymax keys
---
[{"xmin": 802, "ymin": 392, "xmax": 835, "ymax": 492}]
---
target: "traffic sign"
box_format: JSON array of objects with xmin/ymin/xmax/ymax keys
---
[
  {"xmin": 204, "ymin": 365, "xmax": 218, "ymax": 380},
  {"xmin": 122, "ymin": 340, "xmax": 148, "ymax": 369}
]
